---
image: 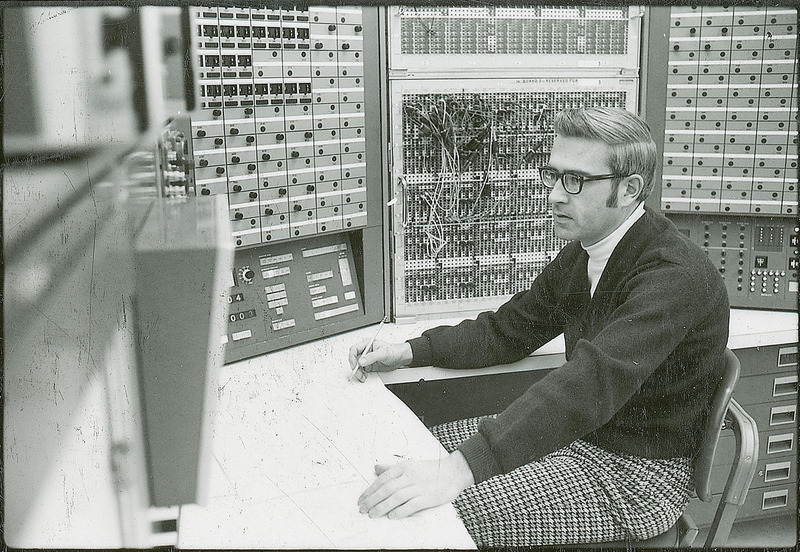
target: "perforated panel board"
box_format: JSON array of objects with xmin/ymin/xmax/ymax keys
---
[
  {"xmin": 661, "ymin": 6, "xmax": 798, "ymax": 217},
  {"xmin": 188, "ymin": 6, "xmax": 369, "ymax": 248},
  {"xmin": 390, "ymin": 78, "xmax": 639, "ymax": 320},
  {"xmin": 388, "ymin": 5, "xmax": 642, "ymax": 76}
]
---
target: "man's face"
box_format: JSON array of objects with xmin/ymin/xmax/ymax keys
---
[{"xmin": 547, "ymin": 135, "xmax": 629, "ymax": 247}]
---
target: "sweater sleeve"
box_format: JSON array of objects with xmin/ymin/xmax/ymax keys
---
[{"xmin": 457, "ymin": 257, "xmax": 729, "ymax": 482}]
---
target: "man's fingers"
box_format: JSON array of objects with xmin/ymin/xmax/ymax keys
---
[
  {"xmin": 366, "ymin": 485, "xmax": 417, "ymax": 518},
  {"xmin": 386, "ymin": 495, "xmax": 430, "ymax": 519},
  {"xmin": 358, "ymin": 467, "xmax": 408, "ymax": 512}
]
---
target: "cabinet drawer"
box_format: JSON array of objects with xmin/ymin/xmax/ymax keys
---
[
  {"xmin": 735, "ymin": 344, "xmax": 798, "ymax": 377},
  {"xmin": 684, "ymin": 483, "xmax": 797, "ymax": 526},
  {"xmin": 734, "ymin": 370, "xmax": 798, "ymax": 405},
  {"xmin": 729, "ymin": 400, "xmax": 798, "ymax": 430},
  {"xmin": 708, "ymin": 454, "xmax": 796, "ymax": 495},
  {"xmin": 717, "ymin": 427, "xmax": 797, "ymax": 459}
]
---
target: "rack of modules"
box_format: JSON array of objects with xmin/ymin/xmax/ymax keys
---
[
  {"xmin": 185, "ymin": 6, "xmax": 385, "ymax": 361},
  {"xmin": 387, "ymin": 6, "xmax": 642, "ymax": 321},
  {"xmin": 659, "ymin": 5, "xmax": 798, "ymax": 310},
  {"xmin": 388, "ymin": 5, "xmax": 641, "ymax": 76},
  {"xmin": 188, "ymin": 5, "xmax": 368, "ymax": 248}
]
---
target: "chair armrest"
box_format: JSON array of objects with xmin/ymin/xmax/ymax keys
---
[
  {"xmin": 702, "ymin": 397, "xmax": 760, "ymax": 548},
  {"xmin": 723, "ymin": 398, "xmax": 759, "ymax": 506}
]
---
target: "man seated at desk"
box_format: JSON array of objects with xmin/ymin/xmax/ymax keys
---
[{"xmin": 348, "ymin": 107, "xmax": 730, "ymax": 547}]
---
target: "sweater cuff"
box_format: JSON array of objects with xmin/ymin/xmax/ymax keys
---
[
  {"xmin": 406, "ymin": 336, "xmax": 433, "ymax": 367},
  {"xmin": 457, "ymin": 432, "xmax": 502, "ymax": 484}
]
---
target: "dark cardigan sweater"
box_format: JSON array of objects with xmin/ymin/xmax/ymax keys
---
[{"xmin": 408, "ymin": 208, "xmax": 730, "ymax": 484}]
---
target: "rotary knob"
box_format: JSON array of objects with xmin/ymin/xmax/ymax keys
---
[{"xmin": 238, "ymin": 267, "xmax": 255, "ymax": 284}]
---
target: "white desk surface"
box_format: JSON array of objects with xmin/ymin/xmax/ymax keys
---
[
  {"xmin": 179, "ymin": 307, "xmax": 796, "ymax": 547},
  {"xmin": 176, "ymin": 331, "xmax": 476, "ymax": 549}
]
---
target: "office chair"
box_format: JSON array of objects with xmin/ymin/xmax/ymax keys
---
[{"xmin": 595, "ymin": 348, "xmax": 760, "ymax": 548}]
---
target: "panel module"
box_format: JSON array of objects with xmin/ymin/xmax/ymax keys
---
[
  {"xmin": 389, "ymin": 5, "xmax": 641, "ymax": 73},
  {"xmin": 388, "ymin": 5, "xmax": 642, "ymax": 320},
  {"xmin": 660, "ymin": 6, "xmax": 798, "ymax": 310},
  {"xmin": 662, "ymin": 6, "xmax": 798, "ymax": 216},
  {"xmin": 188, "ymin": 5, "xmax": 367, "ymax": 248},
  {"xmin": 182, "ymin": 6, "xmax": 383, "ymax": 361}
]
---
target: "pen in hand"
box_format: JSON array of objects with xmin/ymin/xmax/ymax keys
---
[{"xmin": 349, "ymin": 317, "xmax": 387, "ymax": 381}]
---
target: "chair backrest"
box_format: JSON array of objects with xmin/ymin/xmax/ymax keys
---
[{"xmin": 692, "ymin": 348, "xmax": 741, "ymax": 502}]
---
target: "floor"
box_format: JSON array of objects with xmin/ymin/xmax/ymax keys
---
[{"xmin": 695, "ymin": 514, "xmax": 797, "ymax": 548}]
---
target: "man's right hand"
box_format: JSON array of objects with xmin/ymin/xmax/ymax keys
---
[{"xmin": 348, "ymin": 340, "xmax": 413, "ymax": 382}]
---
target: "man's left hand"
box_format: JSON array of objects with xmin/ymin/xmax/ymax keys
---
[{"xmin": 357, "ymin": 451, "xmax": 475, "ymax": 519}]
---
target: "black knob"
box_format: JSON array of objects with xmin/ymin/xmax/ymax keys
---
[
  {"xmin": 244, "ymin": 107, "xmax": 253, "ymax": 115},
  {"xmin": 246, "ymin": 135, "xmax": 255, "ymax": 143},
  {"xmin": 355, "ymin": 25, "xmax": 362, "ymax": 32},
  {"xmin": 279, "ymin": 187, "xmax": 287, "ymax": 195},
  {"xmin": 235, "ymin": 212, "xmax": 243, "ymax": 220},
  {"xmin": 294, "ymin": 204, "xmax": 302, "ymax": 211},
  {"xmin": 262, "ymin": 153, "xmax": 270, "ymax": 161},
  {"xmin": 231, "ymin": 156, "xmax": 240, "ymax": 163},
  {"xmin": 199, "ymin": 159, "xmax": 209, "ymax": 167},
  {"xmin": 230, "ymin": 128, "xmax": 239, "ymax": 135},
  {"xmin": 249, "ymin": 191, "xmax": 258, "ymax": 199},
  {"xmin": 201, "ymin": 188, "xmax": 211, "ymax": 195},
  {"xmin": 244, "ymin": 269, "xmax": 255, "ymax": 280},
  {"xmin": 306, "ymin": 184, "xmax": 315, "ymax": 192},
  {"xmin": 216, "ymin": 167, "xmax": 225, "ymax": 174},
  {"xmin": 265, "ymin": 208, "xmax": 274, "ymax": 215},
  {"xmin": 276, "ymin": 133, "xmax": 284, "ymax": 140},
  {"xmin": 213, "ymin": 109, "xmax": 222, "ymax": 117},
  {"xmin": 315, "ymin": 42, "xmax": 323, "ymax": 49},
  {"xmin": 291, "ymin": 151, "xmax": 300, "ymax": 158},
  {"xmin": 215, "ymin": 138, "xmax": 224, "ymax": 145},
  {"xmin": 233, "ymin": 184, "xmax": 242, "ymax": 192},
  {"xmin": 328, "ymin": 24, "xmax": 336, "ymax": 31},
  {"xmin": 248, "ymin": 163, "xmax": 256, "ymax": 171},
  {"xmin": 197, "ymin": 130, "xmax": 206, "ymax": 137},
  {"xmin": 304, "ymin": 131, "xmax": 313, "ymax": 139},
  {"xmin": 342, "ymin": 43, "xmax": 350, "ymax": 50}
]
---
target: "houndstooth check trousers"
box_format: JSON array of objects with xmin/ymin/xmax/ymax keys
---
[{"xmin": 431, "ymin": 416, "xmax": 693, "ymax": 547}]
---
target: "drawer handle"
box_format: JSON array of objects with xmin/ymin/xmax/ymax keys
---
[
  {"xmin": 773, "ymin": 375, "xmax": 798, "ymax": 397},
  {"xmin": 762, "ymin": 489, "xmax": 789, "ymax": 510},
  {"xmin": 777, "ymin": 345, "xmax": 798, "ymax": 368},
  {"xmin": 764, "ymin": 461, "xmax": 791, "ymax": 483},
  {"xmin": 767, "ymin": 433, "xmax": 795, "ymax": 454},
  {"xmin": 770, "ymin": 405, "xmax": 797, "ymax": 426}
]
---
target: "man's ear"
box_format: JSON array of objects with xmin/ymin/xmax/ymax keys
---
[{"xmin": 618, "ymin": 174, "xmax": 644, "ymax": 207}]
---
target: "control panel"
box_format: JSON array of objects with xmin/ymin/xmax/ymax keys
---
[
  {"xmin": 223, "ymin": 232, "xmax": 365, "ymax": 362},
  {"xmin": 669, "ymin": 213, "xmax": 798, "ymax": 310},
  {"xmin": 188, "ymin": 5, "xmax": 368, "ymax": 248},
  {"xmin": 657, "ymin": 5, "xmax": 798, "ymax": 310}
]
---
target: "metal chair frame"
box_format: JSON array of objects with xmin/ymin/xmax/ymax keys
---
[{"xmin": 593, "ymin": 348, "xmax": 760, "ymax": 548}]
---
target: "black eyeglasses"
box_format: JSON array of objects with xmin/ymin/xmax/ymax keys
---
[{"xmin": 538, "ymin": 166, "xmax": 628, "ymax": 195}]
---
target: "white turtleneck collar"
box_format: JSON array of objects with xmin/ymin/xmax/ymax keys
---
[{"xmin": 582, "ymin": 203, "xmax": 646, "ymax": 297}]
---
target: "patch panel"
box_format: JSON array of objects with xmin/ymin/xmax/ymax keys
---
[
  {"xmin": 659, "ymin": 5, "xmax": 798, "ymax": 310},
  {"xmin": 188, "ymin": 5, "xmax": 367, "ymax": 248},
  {"xmin": 391, "ymin": 80, "xmax": 637, "ymax": 319},
  {"xmin": 395, "ymin": 5, "xmax": 630, "ymax": 55},
  {"xmin": 661, "ymin": 5, "xmax": 798, "ymax": 218}
]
